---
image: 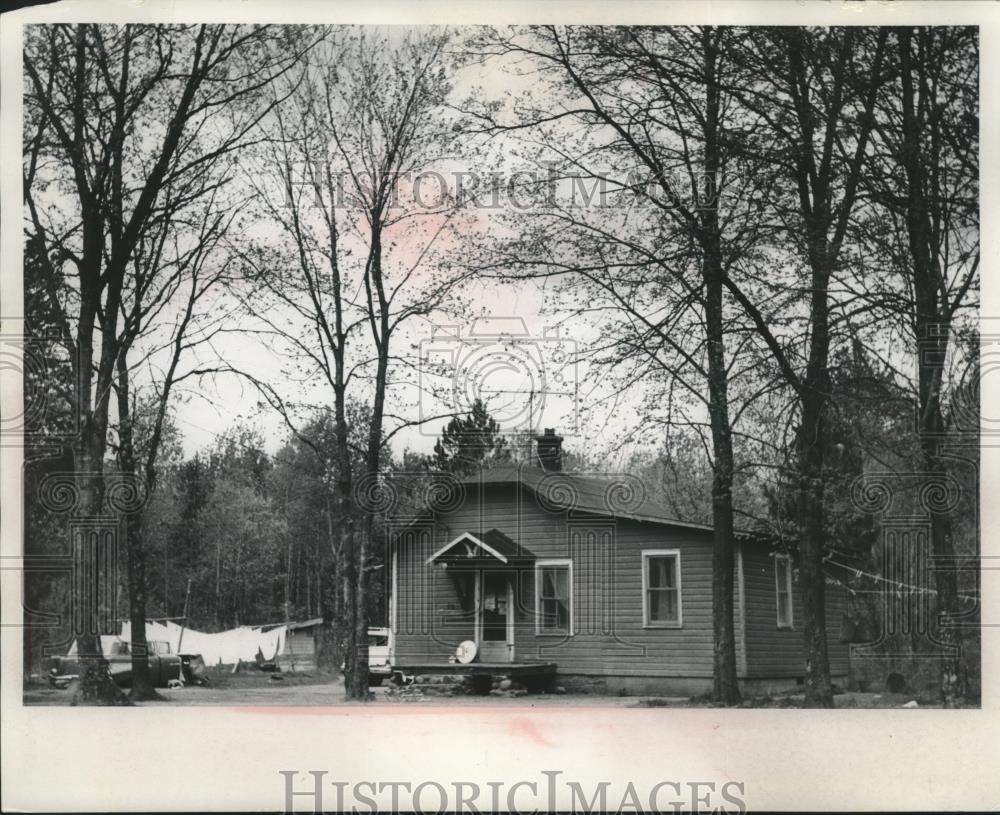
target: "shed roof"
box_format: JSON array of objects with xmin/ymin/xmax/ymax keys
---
[{"xmin": 285, "ymin": 617, "xmax": 324, "ymax": 631}]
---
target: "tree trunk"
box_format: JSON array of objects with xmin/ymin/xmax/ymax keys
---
[
  {"xmin": 122, "ymin": 514, "xmax": 156, "ymax": 700},
  {"xmin": 315, "ymin": 565, "xmax": 338, "ymax": 674},
  {"xmin": 775, "ymin": 26, "xmax": 887, "ymax": 708},
  {"xmin": 116, "ymin": 356, "xmax": 156, "ymax": 700},
  {"xmin": 72, "ymin": 484, "xmax": 129, "ymax": 702},
  {"xmin": 924, "ymin": 447, "xmax": 963, "ymax": 706},
  {"xmin": 215, "ymin": 542, "xmax": 221, "ymax": 629},
  {"xmin": 72, "ymin": 296, "xmax": 128, "ymax": 705},
  {"xmin": 701, "ymin": 27, "xmax": 741, "ymax": 706},
  {"xmin": 345, "ymin": 307, "xmax": 391, "ymax": 700},
  {"xmin": 318, "ymin": 494, "xmax": 343, "ymax": 672},
  {"xmin": 341, "ymin": 544, "xmax": 359, "ymax": 695},
  {"xmin": 706, "ymin": 306, "xmax": 741, "ymax": 706},
  {"xmin": 348, "ymin": 520, "xmax": 372, "ymax": 700},
  {"xmin": 284, "ymin": 534, "xmax": 292, "ymax": 622},
  {"xmin": 795, "ymin": 199, "xmax": 835, "ymax": 708},
  {"xmin": 896, "ymin": 26, "xmax": 967, "ymax": 707},
  {"xmin": 797, "ymin": 311, "xmax": 834, "ymax": 708}
]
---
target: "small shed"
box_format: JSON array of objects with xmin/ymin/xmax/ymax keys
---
[{"xmin": 275, "ymin": 618, "xmax": 324, "ymax": 673}]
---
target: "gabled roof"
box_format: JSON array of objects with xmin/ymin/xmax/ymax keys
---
[
  {"xmin": 426, "ymin": 528, "xmax": 536, "ymax": 565},
  {"xmin": 457, "ymin": 463, "xmax": 724, "ymax": 533}
]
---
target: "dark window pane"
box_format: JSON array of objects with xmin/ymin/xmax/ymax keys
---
[
  {"xmin": 777, "ymin": 594, "xmax": 790, "ymax": 625},
  {"xmin": 648, "ymin": 588, "xmax": 678, "ymax": 623},
  {"xmin": 776, "ymin": 558, "xmax": 792, "ymax": 626},
  {"xmin": 538, "ymin": 566, "xmax": 569, "ymax": 631},
  {"xmin": 554, "ymin": 568, "xmax": 568, "ymax": 598},
  {"xmin": 648, "ymin": 556, "xmax": 676, "ymax": 589}
]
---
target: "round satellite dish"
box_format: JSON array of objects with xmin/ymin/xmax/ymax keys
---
[{"xmin": 456, "ymin": 640, "xmax": 477, "ymax": 664}]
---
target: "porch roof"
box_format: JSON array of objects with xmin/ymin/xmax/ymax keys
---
[{"xmin": 425, "ymin": 528, "xmax": 535, "ymax": 566}]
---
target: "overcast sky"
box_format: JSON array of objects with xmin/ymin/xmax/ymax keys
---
[{"xmin": 119, "ymin": 31, "xmax": 665, "ymax": 468}]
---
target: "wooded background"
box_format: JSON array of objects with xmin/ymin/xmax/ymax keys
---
[{"xmin": 21, "ymin": 24, "xmax": 979, "ymax": 705}]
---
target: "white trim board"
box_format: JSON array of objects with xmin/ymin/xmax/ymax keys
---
[
  {"xmin": 425, "ymin": 532, "xmax": 509, "ymax": 565},
  {"xmin": 534, "ymin": 558, "xmax": 574, "ymax": 636},
  {"xmin": 641, "ymin": 549, "xmax": 683, "ymax": 629}
]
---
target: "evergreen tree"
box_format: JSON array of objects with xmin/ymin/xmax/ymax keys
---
[{"xmin": 432, "ymin": 400, "xmax": 511, "ymax": 475}]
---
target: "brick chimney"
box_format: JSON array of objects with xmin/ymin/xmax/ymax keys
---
[{"xmin": 535, "ymin": 428, "xmax": 563, "ymax": 472}]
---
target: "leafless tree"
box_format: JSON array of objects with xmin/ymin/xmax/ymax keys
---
[
  {"xmin": 23, "ymin": 23, "xmax": 308, "ymax": 702},
  {"xmin": 858, "ymin": 26, "xmax": 979, "ymax": 706},
  {"xmin": 724, "ymin": 27, "xmax": 888, "ymax": 706},
  {"xmin": 462, "ymin": 25, "xmax": 797, "ymax": 705},
  {"xmin": 230, "ymin": 27, "xmax": 470, "ymax": 699},
  {"xmin": 112, "ymin": 191, "xmax": 241, "ymax": 697}
]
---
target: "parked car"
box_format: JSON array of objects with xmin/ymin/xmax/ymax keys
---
[
  {"xmin": 367, "ymin": 627, "xmax": 392, "ymax": 685},
  {"xmin": 48, "ymin": 636, "xmax": 208, "ymax": 688},
  {"xmin": 335, "ymin": 628, "xmax": 393, "ymax": 685}
]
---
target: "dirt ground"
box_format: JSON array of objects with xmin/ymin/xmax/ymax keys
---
[
  {"xmin": 22, "ymin": 672, "xmax": 947, "ymax": 708},
  {"xmin": 24, "ymin": 677, "xmax": 643, "ymax": 707}
]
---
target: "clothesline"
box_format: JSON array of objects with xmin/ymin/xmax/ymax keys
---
[{"xmin": 823, "ymin": 554, "xmax": 981, "ymax": 604}]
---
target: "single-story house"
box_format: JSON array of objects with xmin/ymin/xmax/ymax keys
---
[{"xmin": 387, "ymin": 430, "xmax": 849, "ymax": 695}]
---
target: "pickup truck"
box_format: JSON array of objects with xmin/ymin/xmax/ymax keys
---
[{"xmin": 48, "ymin": 636, "xmax": 208, "ymax": 688}]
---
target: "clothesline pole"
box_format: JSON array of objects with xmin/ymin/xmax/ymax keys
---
[{"xmin": 176, "ymin": 578, "xmax": 193, "ymax": 683}]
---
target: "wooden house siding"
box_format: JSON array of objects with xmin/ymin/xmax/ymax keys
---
[
  {"xmin": 392, "ymin": 482, "xmax": 849, "ymax": 682},
  {"xmin": 739, "ymin": 543, "xmax": 850, "ymax": 678}
]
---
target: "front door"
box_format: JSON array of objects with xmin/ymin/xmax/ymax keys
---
[{"xmin": 478, "ymin": 571, "xmax": 513, "ymax": 663}]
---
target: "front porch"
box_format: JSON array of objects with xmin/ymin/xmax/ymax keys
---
[
  {"xmin": 418, "ymin": 528, "xmax": 538, "ymax": 664},
  {"xmin": 387, "ymin": 660, "xmax": 558, "ymax": 696},
  {"xmin": 389, "ymin": 527, "xmax": 569, "ymax": 689},
  {"xmin": 389, "ymin": 661, "xmax": 557, "ymax": 679}
]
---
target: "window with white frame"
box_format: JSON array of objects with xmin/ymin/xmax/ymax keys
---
[
  {"xmin": 775, "ymin": 554, "xmax": 793, "ymax": 628},
  {"xmin": 535, "ymin": 560, "xmax": 572, "ymax": 634},
  {"xmin": 642, "ymin": 550, "xmax": 682, "ymax": 627}
]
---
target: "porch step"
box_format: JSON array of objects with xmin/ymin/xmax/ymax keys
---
[
  {"xmin": 386, "ymin": 673, "xmax": 476, "ymax": 699},
  {"xmin": 386, "ymin": 671, "xmax": 535, "ymax": 698},
  {"xmin": 390, "ymin": 661, "xmax": 557, "ymax": 677},
  {"xmin": 488, "ymin": 676, "xmax": 529, "ymax": 697}
]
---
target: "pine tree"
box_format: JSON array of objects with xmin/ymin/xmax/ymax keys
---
[{"xmin": 432, "ymin": 400, "xmax": 511, "ymax": 475}]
